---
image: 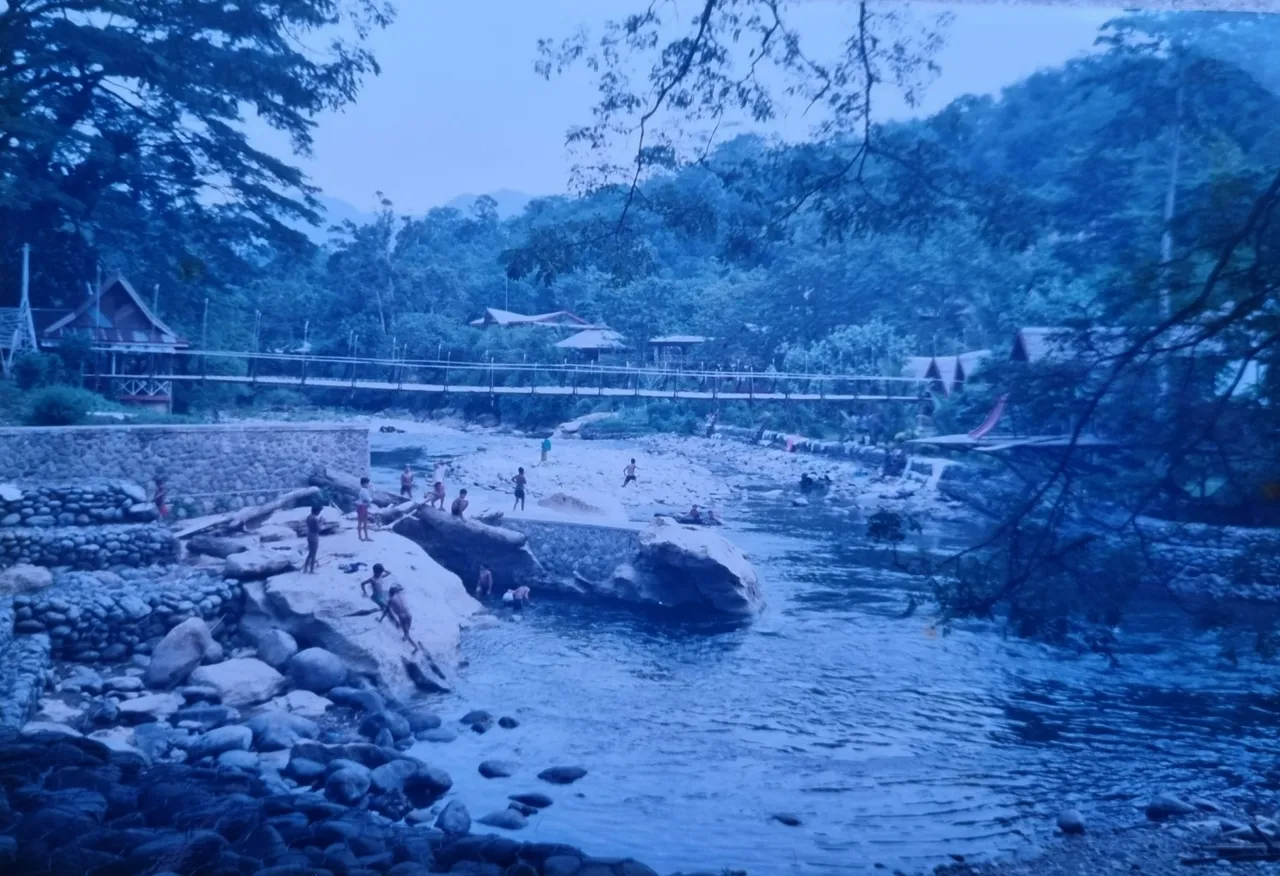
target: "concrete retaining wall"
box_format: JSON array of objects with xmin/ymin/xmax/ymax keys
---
[
  {"xmin": 0, "ymin": 423, "xmax": 369, "ymax": 517},
  {"xmin": 503, "ymin": 518, "xmax": 642, "ymax": 582}
]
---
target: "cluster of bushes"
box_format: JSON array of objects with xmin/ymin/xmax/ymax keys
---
[{"xmin": 3, "ymin": 349, "xmax": 108, "ymax": 427}]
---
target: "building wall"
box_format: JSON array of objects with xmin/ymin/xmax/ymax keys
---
[{"xmin": 0, "ymin": 423, "xmax": 369, "ymax": 517}]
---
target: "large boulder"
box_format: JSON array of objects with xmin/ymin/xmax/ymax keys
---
[
  {"xmin": 565, "ymin": 518, "xmax": 762, "ymax": 617},
  {"xmin": 393, "ymin": 508, "xmax": 544, "ymax": 592},
  {"xmin": 254, "ymin": 629, "xmax": 299, "ymax": 670},
  {"xmin": 144, "ymin": 618, "xmax": 217, "ymax": 689},
  {"xmin": 224, "ymin": 548, "xmax": 300, "ymax": 581},
  {"xmin": 239, "ymin": 526, "xmax": 478, "ymax": 703},
  {"xmin": 0, "ymin": 564, "xmax": 53, "ymax": 595},
  {"xmin": 186, "ymin": 535, "xmax": 253, "ymax": 559},
  {"xmin": 246, "ymin": 711, "xmax": 320, "ymax": 751},
  {"xmin": 288, "ymin": 648, "xmax": 347, "ymax": 693},
  {"xmin": 188, "ymin": 658, "xmax": 286, "ymax": 707}
]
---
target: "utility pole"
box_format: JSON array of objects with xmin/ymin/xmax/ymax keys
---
[
  {"xmin": 152, "ymin": 283, "xmax": 160, "ymax": 318},
  {"xmin": 505, "ymin": 276, "xmax": 509, "ymax": 311}
]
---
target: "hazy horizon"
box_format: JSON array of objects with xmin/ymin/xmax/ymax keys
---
[{"xmin": 248, "ymin": 1, "xmax": 1115, "ymax": 215}]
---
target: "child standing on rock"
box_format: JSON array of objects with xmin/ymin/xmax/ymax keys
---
[
  {"xmin": 540, "ymin": 436, "xmax": 552, "ymax": 464},
  {"xmin": 356, "ymin": 477, "xmax": 372, "ymax": 541},
  {"xmin": 512, "ymin": 467, "xmax": 527, "ymax": 512},
  {"xmin": 303, "ymin": 504, "xmax": 322, "ymax": 574},
  {"xmin": 153, "ymin": 477, "xmax": 168, "ymax": 520}
]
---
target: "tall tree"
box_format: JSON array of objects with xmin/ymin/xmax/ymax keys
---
[{"xmin": 0, "ymin": 0, "xmax": 394, "ymax": 306}]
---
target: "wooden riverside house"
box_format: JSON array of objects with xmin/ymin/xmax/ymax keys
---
[{"xmin": 39, "ymin": 273, "xmax": 188, "ymax": 413}]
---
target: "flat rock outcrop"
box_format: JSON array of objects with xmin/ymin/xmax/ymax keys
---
[{"xmin": 241, "ymin": 526, "xmax": 478, "ymax": 703}]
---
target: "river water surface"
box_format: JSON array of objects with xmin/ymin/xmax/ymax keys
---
[{"xmin": 371, "ymin": 433, "xmax": 1278, "ymax": 874}]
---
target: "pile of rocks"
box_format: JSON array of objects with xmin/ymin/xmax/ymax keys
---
[
  {"xmin": 0, "ymin": 728, "xmax": 675, "ymax": 876},
  {"xmin": 12, "ymin": 567, "xmax": 242, "ymax": 664},
  {"xmin": 0, "ymin": 633, "xmax": 49, "ymax": 729}
]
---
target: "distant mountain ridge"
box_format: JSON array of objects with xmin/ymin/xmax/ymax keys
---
[
  {"xmin": 295, "ymin": 190, "xmax": 537, "ymax": 243},
  {"xmin": 443, "ymin": 189, "xmax": 535, "ymax": 219}
]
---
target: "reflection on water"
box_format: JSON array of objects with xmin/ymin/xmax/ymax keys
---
[{"xmin": 372, "ymin": 436, "xmax": 1274, "ymax": 874}]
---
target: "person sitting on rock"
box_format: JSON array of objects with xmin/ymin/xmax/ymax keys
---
[
  {"xmin": 475, "ymin": 564, "xmax": 493, "ymax": 599},
  {"xmin": 451, "ymin": 489, "xmax": 469, "ymax": 518},
  {"xmin": 686, "ymin": 504, "xmax": 703, "ymax": 523},
  {"xmin": 360, "ymin": 563, "xmax": 392, "ymax": 614},
  {"xmin": 303, "ymin": 504, "xmax": 323, "ymax": 574},
  {"xmin": 384, "ymin": 583, "xmax": 420, "ymax": 653}
]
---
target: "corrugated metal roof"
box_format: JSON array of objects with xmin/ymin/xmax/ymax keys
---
[{"xmin": 555, "ymin": 329, "xmax": 627, "ymax": 350}]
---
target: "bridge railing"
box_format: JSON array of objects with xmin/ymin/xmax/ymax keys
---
[{"xmin": 130, "ymin": 348, "xmax": 930, "ymax": 401}]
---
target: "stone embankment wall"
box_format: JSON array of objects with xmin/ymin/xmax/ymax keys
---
[
  {"xmin": 0, "ymin": 423, "xmax": 369, "ymax": 517},
  {"xmin": 1, "ymin": 523, "xmax": 177, "ymax": 570},
  {"xmin": 13, "ymin": 567, "xmax": 243, "ymax": 665},
  {"xmin": 503, "ymin": 518, "xmax": 642, "ymax": 582}
]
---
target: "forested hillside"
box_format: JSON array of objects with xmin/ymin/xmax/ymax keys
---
[{"xmin": 4, "ymin": 7, "xmax": 1279, "ymax": 431}]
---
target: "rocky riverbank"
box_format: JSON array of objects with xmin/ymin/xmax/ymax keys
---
[
  {"xmin": 0, "ymin": 727, "xmax": 693, "ymax": 876},
  {"xmin": 0, "ymin": 477, "xmax": 728, "ymax": 875}
]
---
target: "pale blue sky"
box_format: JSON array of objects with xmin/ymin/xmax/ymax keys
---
[{"xmin": 252, "ymin": 1, "xmax": 1116, "ymax": 213}]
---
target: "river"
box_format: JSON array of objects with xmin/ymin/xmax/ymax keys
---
[{"xmin": 370, "ymin": 431, "xmax": 1277, "ymax": 875}]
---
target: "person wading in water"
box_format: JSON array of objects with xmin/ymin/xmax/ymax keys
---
[
  {"xmin": 475, "ymin": 564, "xmax": 493, "ymax": 599},
  {"xmin": 512, "ymin": 467, "xmax": 527, "ymax": 511},
  {"xmin": 400, "ymin": 465, "xmax": 415, "ymax": 499},
  {"xmin": 303, "ymin": 504, "xmax": 322, "ymax": 574}
]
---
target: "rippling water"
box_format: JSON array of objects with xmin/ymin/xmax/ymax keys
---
[{"xmin": 371, "ymin": 434, "xmax": 1279, "ymax": 874}]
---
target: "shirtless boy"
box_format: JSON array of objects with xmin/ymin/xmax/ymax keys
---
[
  {"xmin": 451, "ymin": 489, "xmax": 469, "ymax": 518},
  {"xmin": 512, "ymin": 467, "xmax": 527, "ymax": 511},
  {"xmin": 384, "ymin": 584, "xmax": 420, "ymax": 653},
  {"xmin": 303, "ymin": 504, "xmax": 322, "ymax": 574},
  {"xmin": 475, "ymin": 564, "xmax": 493, "ymax": 599},
  {"xmin": 360, "ymin": 563, "xmax": 391, "ymax": 613},
  {"xmin": 400, "ymin": 465, "xmax": 415, "ymax": 499},
  {"xmin": 622, "ymin": 459, "xmax": 637, "ymax": 487}
]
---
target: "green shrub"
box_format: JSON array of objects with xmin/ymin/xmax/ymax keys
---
[
  {"xmin": 23, "ymin": 386, "xmax": 102, "ymax": 426},
  {"xmin": 11, "ymin": 351, "xmax": 61, "ymax": 390}
]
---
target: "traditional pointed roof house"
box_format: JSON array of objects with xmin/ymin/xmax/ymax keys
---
[{"xmin": 40, "ymin": 273, "xmax": 189, "ymax": 412}]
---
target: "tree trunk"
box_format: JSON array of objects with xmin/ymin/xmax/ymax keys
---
[
  {"xmin": 1158, "ymin": 57, "xmax": 1184, "ymax": 400},
  {"xmin": 176, "ymin": 486, "xmax": 322, "ymax": 539}
]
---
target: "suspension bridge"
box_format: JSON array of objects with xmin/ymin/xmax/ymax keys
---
[{"xmin": 117, "ymin": 349, "xmax": 930, "ymax": 404}]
